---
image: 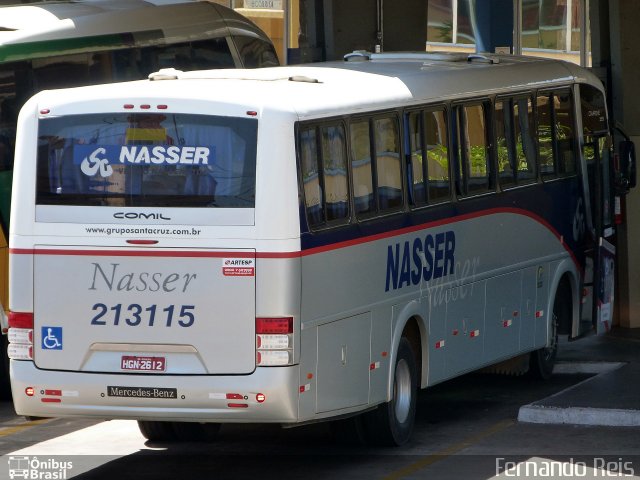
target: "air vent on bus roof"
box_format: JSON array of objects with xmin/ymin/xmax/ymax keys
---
[
  {"xmin": 343, "ymin": 50, "xmax": 500, "ymax": 64},
  {"xmin": 288, "ymin": 75, "xmax": 320, "ymax": 84},
  {"xmin": 148, "ymin": 68, "xmax": 183, "ymax": 81},
  {"xmin": 467, "ymin": 53, "xmax": 500, "ymax": 64}
]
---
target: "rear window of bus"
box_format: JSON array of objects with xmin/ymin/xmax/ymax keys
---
[{"xmin": 36, "ymin": 113, "xmax": 257, "ymax": 208}]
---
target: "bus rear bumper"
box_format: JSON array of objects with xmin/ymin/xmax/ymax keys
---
[{"xmin": 10, "ymin": 360, "xmax": 300, "ymax": 423}]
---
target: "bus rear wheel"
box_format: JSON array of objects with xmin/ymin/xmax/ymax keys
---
[
  {"xmin": 172, "ymin": 422, "xmax": 220, "ymax": 442},
  {"xmin": 361, "ymin": 337, "xmax": 417, "ymax": 446},
  {"xmin": 529, "ymin": 283, "xmax": 567, "ymax": 379},
  {"xmin": 137, "ymin": 421, "xmax": 177, "ymax": 442}
]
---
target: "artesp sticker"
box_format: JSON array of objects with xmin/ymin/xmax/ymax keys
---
[{"xmin": 222, "ymin": 258, "xmax": 255, "ymax": 277}]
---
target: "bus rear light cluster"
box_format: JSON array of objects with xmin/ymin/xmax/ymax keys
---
[
  {"xmin": 8, "ymin": 312, "xmax": 34, "ymax": 361},
  {"xmin": 256, "ymin": 317, "xmax": 293, "ymax": 366}
]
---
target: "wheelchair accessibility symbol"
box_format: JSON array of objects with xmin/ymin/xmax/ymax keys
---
[{"xmin": 41, "ymin": 327, "xmax": 63, "ymax": 350}]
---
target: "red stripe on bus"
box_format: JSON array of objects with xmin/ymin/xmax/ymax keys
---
[
  {"xmin": 9, "ymin": 247, "xmax": 302, "ymax": 259},
  {"xmin": 9, "ymin": 208, "xmax": 575, "ymax": 263},
  {"xmin": 9, "ymin": 249, "xmax": 258, "ymax": 258},
  {"xmin": 299, "ymin": 207, "xmax": 565, "ymax": 256}
]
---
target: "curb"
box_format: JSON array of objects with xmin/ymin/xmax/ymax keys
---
[{"xmin": 518, "ymin": 362, "xmax": 640, "ymax": 427}]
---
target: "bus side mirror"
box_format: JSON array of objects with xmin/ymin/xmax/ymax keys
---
[{"xmin": 617, "ymin": 139, "xmax": 636, "ymax": 194}]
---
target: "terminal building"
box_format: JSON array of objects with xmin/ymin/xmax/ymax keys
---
[{"xmin": 221, "ymin": 0, "xmax": 640, "ymax": 333}]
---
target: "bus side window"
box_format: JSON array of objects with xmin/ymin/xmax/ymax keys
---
[
  {"xmin": 231, "ymin": 36, "xmax": 280, "ymax": 68},
  {"xmin": 299, "ymin": 127, "xmax": 324, "ymax": 228},
  {"xmin": 32, "ymin": 54, "xmax": 92, "ymax": 90},
  {"xmin": 350, "ymin": 120, "xmax": 375, "ymax": 217},
  {"xmin": 112, "ymin": 49, "xmax": 144, "ymax": 81},
  {"xmin": 320, "ymin": 124, "xmax": 349, "ymax": 222},
  {"xmin": 0, "ymin": 97, "xmax": 16, "ymax": 172},
  {"xmin": 495, "ymin": 99, "xmax": 516, "ymax": 189},
  {"xmin": 554, "ymin": 90, "xmax": 577, "ymax": 175},
  {"xmin": 374, "ymin": 116, "xmax": 403, "ymax": 211},
  {"xmin": 190, "ymin": 38, "xmax": 236, "ymax": 69},
  {"xmin": 537, "ymin": 93, "xmax": 555, "ymax": 177},
  {"xmin": 459, "ymin": 103, "xmax": 491, "ymax": 195},
  {"xmin": 497, "ymin": 96, "xmax": 537, "ymax": 189},
  {"xmin": 407, "ymin": 111, "xmax": 426, "ymax": 206},
  {"xmin": 425, "ymin": 109, "xmax": 450, "ymax": 202},
  {"xmin": 514, "ymin": 96, "xmax": 537, "ymax": 183}
]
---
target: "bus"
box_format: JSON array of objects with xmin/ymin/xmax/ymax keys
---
[
  {"xmin": 0, "ymin": 0, "xmax": 279, "ymax": 399},
  {"xmin": 8, "ymin": 52, "xmax": 634, "ymax": 446}
]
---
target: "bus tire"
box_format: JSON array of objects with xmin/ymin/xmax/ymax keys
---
[
  {"xmin": 137, "ymin": 421, "xmax": 177, "ymax": 442},
  {"xmin": 171, "ymin": 422, "xmax": 221, "ymax": 442},
  {"xmin": 361, "ymin": 337, "xmax": 417, "ymax": 446},
  {"xmin": 529, "ymin": 284, "xmax": 566, "ymax": 380}
]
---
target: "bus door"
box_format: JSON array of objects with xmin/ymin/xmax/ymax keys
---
[
  {"xmin": 582, "ymin": 134, "xmax": 615, "ymax": 334},
  {"xmin": 579, "ymin": 83, "xmax": 634, "ymax": 334}
]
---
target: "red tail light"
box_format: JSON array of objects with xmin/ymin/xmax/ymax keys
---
[
  {"xmin": 8, "ymin": 312, "xmax": 34, "ymax": 329},
  {"xmin": 255, "ymin": 317, "xmax": 294, "ymax": 366},
  {"xmin": 8, "ymin": 312, "xmax": 34, "ymax": 360},
  {"xmin": 256, "ymin": 317, "xmax": 293, "ymax": 334}
]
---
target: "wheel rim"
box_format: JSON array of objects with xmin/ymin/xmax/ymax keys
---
[{"xmin": 394, "ymin": 358, "xmax": 412, "ymax": 424}]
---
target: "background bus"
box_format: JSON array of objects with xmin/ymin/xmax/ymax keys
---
[
  {"xmin": 8, "ymin": 53, "xmax": 634, "ymax": 446},
  {"xmin": 0, "ymin": 0, "xmax": 279, "ymax": 399}
]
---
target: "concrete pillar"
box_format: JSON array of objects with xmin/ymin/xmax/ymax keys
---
[
  {"xmin": 609, "ymin": 0, "xmax": 640, "ymax": 328},
  {"xmin": 474, "ymin": 0, "xmax": 513, "ymax": 53},
  {"xmin": 297, "ymin": 0, "xmax": 427, "ymax": 62},
  {"xmin": 382, "ymin": 0, "xmax": 427, "ymax": 52}
]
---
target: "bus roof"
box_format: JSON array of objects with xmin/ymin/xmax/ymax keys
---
[
  {"xmin": 30, "ymin": 52, "xmax": 604, "ymax": 120},
  {"xmin": 0, "ymin": 0, "xmax": 270, "ymax": 63}
]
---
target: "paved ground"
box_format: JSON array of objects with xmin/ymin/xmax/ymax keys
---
[{"xmin": 0, "ymin": 329, "xmax": 638, "ymax": 479}]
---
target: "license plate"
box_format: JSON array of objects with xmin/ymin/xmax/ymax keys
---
[{"xmin": 121, "ymin": 355, "xmax": 166, "ymax": 372}]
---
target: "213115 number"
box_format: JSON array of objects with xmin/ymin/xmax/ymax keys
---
[{"xmin": 90, "ymin": 303, "xmax": 196, "ymax": 327}]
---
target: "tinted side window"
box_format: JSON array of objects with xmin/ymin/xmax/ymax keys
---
[
  {"xmin": 457, "ymin": 103, "xmax": 491, "ymax": 196},
  {"xmin": 580, "ymin": 84, "xmax": 608, "ymax": 136},
  {"xmin": 321, "ymin": 125, "xmax": 349, "ymax": 222},
  {"xmin": 232, "ymin": 36, "xmax": 280, "ymax": 68},
  {"xmin": 299, "ymin": 127, "xmax": 323, "ymax": 228},
  {"xmin": 374, "ymin": 116, "xmax": 403, "ymax": 211},
  {"xmin": 554, "ymin": 90, "xmax": 576, "ymax": 175},
  {"xmin": 514, "ymin": 97, "xmax": 537, "ymax": 183},
  {"xmin": 495, "ymin": 99, "xmax": 515, "ymax": 189},
  {"xmin": 350, "ymin": 120, "xmax": 375, "ymax": 217},
  {"xmin": 299, "ymin": 123, "xmax": 349, "ymax": 229},
  {"xmin": 496, "ymin": 96, "xmax": 537, "ymax": 189},
  {"xmin": 408, "ymin": 111, "xmax": 426, "ymax": 206},
  {"xmin": 536, "ymin": 93, "xmax": 555, "ymax": 176},
  {"xmin": 111, "ymin": 38, "xmax": 236, "ymax": 81},
  {"xmin": 536, "ymin": 90, "xmax": 576, "ymax": 179},
  {"xmin": 408, "ymin": 108, "xmax": 450, "ymax": 206}
]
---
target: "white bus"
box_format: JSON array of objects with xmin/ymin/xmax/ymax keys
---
[
  {"xmin": 0, "ymin": 0, "xmax": 279, "ymax": 399},
  {"xmin": 8, "ymin": 52, "xmax": 634, "ymax": 446}
]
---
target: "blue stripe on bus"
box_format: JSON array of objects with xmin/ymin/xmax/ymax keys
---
[{"xmin": 299, "ymin": 176, "xmax": 585, "ymax": 265}]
